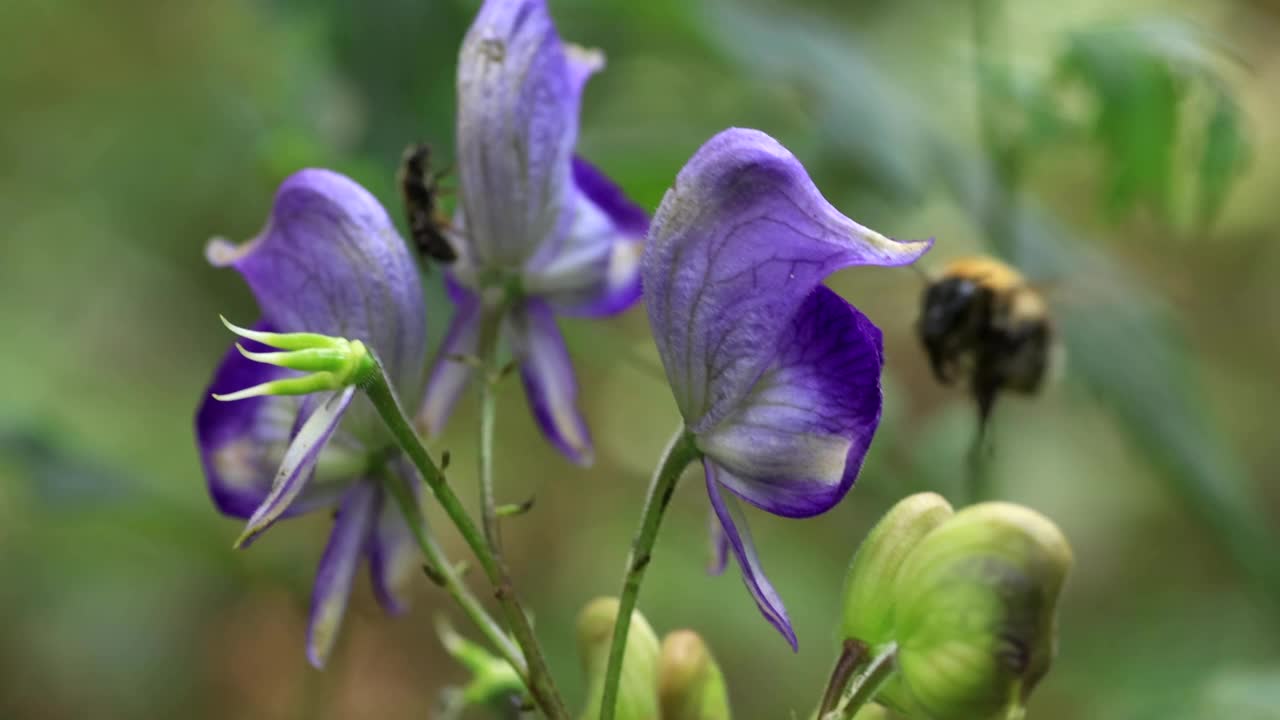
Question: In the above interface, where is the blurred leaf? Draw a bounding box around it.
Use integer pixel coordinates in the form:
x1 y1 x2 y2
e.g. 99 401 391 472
698 0 935 206
1055 19 1249 226
1200 667 1280 720
1058 25 1185 218
1197 89 1250 229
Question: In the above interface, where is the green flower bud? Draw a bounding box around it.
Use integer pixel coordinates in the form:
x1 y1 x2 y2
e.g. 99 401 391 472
842 493 955 645
881 502 1073 720
577 597 660 720
657 630 731 720
436 617 526 711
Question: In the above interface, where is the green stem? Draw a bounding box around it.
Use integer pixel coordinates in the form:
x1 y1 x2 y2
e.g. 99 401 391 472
361 362 569 720
816 639 869 719
599 427 701 720
476 298 506 558
377 467 525 675
830 643 898 720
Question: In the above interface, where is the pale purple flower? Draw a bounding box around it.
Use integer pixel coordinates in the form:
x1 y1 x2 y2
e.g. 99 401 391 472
416 0 647 465
195 168 427 668
642 128 933 648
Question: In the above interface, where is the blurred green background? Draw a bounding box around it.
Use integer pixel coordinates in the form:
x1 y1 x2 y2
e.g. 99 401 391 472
2 0 1278 717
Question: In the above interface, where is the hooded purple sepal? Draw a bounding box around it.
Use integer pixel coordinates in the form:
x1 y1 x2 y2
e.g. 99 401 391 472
705 462 798 651
206 168 426 408
641 128 930 433
456 0 586 268
697 286 883 518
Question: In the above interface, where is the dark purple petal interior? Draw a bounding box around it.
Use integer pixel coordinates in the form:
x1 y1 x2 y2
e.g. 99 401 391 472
197 323 288 518
697 286 883 518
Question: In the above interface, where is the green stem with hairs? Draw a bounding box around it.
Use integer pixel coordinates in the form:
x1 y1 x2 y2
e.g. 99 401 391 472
360 359 569 720
599 428 701 720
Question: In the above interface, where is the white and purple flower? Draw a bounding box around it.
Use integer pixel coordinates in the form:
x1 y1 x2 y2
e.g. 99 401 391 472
642 128 933 648
416 0 648 465
195 169 426 668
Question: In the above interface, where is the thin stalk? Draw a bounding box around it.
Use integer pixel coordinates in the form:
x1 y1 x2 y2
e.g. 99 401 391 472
816 639 869 719
361 363 569 720
828 643 898 720
476 299 506 557
378 467 524 675
599 428 701 720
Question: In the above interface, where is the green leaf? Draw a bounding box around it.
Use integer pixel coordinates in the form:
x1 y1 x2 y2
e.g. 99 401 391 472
1197 89 1250 229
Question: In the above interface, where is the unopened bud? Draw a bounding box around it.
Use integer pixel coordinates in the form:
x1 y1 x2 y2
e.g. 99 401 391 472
880 502 1073 720
436 617 525 710
842 493 954 645
657 630 731 720
577 597 660 720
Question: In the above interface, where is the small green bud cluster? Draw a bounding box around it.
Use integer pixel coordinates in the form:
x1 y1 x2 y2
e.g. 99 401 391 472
841 493 1073 720
578 597 731 720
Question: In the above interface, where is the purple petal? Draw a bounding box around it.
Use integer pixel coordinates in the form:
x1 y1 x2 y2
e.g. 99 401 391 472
236 386 357 548
196 324 348 519
416 288 482 439
456 0 586 267
206 168 427 406
708 509 730 575
367 474 422 615
705 461 798 651
307 481 378 669
641 128 930 432
505 300 593 465
526 156 648 317
196 322 294 518
696 287 883 518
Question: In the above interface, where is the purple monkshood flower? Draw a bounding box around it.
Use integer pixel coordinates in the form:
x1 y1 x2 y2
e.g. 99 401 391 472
641 128 933 649
195 169 427 668
416 0 648 465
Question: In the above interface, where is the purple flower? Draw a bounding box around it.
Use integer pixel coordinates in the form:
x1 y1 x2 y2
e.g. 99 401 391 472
642 128 933 648
195 169 427 668
416 0 648 465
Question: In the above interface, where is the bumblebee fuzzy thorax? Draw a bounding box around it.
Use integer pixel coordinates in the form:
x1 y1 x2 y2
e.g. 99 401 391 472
917 256 1052 422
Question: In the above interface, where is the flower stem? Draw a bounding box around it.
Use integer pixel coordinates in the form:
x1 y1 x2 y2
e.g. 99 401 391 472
599 427 700 720
377 467 525 676
361 361 569 720
817 639 869 718
476 298 507 558
826 642 898 720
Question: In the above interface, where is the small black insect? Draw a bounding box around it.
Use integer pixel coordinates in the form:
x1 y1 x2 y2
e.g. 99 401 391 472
397 143 458 264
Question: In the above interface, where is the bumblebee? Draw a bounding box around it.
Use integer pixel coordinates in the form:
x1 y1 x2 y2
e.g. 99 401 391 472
397 142 458 264
917 256 1052 425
